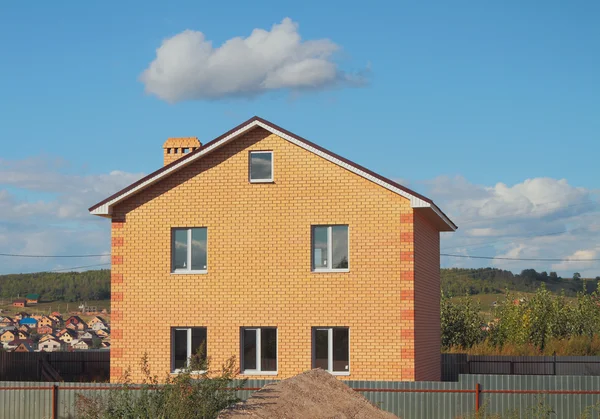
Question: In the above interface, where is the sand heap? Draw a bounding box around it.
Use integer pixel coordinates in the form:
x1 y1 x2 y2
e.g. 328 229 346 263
219 369 397 419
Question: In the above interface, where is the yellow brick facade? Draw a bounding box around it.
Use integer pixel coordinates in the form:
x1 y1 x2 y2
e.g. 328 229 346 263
108 126 441 382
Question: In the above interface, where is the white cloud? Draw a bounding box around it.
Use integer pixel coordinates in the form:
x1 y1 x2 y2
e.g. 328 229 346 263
140 18 367 102
0 156 144 274
427 176 600 277
551 249 600 273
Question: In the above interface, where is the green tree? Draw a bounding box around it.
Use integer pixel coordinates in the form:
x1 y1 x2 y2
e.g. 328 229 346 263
441 293 484 349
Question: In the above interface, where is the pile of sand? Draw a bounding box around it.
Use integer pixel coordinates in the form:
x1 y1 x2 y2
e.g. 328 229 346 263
219 369 397 418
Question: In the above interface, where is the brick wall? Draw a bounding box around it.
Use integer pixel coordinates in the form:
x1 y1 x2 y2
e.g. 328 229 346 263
413 212 441 381
108 127 435 382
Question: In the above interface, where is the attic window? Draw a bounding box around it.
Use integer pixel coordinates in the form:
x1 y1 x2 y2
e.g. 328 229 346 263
249 151 273 183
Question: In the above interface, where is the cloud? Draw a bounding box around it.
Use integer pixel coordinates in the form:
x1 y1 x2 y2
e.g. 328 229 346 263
426 176 600 277
0 157 144 220
140 18 367 102
551 249 600 273
0 156 144 274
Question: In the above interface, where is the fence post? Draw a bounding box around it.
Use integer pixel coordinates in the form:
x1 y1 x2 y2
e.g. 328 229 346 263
475 383 480 413
52 384 58 419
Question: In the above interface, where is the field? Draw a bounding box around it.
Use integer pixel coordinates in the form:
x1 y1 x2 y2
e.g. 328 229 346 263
0 299 111 323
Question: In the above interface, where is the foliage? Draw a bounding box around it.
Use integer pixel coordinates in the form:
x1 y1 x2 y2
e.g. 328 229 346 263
75 349 244 419
441 267 594 297
444 281 600 355
441 292 485 349
0 270 110 302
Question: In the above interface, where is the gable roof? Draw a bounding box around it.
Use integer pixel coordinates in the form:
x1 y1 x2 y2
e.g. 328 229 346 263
89 116 456 231
26 294 40 300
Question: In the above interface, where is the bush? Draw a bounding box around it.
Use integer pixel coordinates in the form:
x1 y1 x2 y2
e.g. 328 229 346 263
441 292 485 350
75 349 244 419
443 281 600 355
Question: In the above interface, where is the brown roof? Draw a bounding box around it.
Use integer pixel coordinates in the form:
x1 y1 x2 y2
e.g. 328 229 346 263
89 116 457 230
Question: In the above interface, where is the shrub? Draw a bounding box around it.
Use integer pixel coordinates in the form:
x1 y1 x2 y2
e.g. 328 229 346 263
441 292 485 350
76 349 244 419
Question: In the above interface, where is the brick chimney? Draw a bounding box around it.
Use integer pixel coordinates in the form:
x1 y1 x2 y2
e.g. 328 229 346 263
162 137 201 166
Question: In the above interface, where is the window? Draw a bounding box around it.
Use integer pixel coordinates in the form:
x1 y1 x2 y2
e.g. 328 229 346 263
171 327 207 373
312 225 349 271
241 327 277 374
182 148 189 154
172 228 207 273
249 151 273 182
312 327 350 374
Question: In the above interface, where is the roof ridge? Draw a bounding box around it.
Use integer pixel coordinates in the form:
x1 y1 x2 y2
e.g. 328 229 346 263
88 117 456 230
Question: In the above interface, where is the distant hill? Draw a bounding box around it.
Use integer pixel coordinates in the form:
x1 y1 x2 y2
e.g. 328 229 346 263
0 270 110 302
441 267 599 297
0 267 596 303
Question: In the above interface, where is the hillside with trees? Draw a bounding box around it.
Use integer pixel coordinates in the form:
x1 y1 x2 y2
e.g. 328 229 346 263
441 267 598 297
0 269 110 302
0 267 596 304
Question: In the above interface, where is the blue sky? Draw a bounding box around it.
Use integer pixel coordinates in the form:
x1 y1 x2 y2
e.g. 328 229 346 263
0 2 599 276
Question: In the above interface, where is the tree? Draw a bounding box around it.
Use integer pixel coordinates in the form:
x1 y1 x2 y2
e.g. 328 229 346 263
573 272 582 281
549 272 559 280
441 293 484 349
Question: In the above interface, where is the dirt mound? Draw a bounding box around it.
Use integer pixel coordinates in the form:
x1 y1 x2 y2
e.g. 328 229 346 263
219 369 397 419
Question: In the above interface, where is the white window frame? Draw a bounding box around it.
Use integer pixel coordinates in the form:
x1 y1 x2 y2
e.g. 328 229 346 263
240 327 278 376
171 227 207 274
311 225 349 272
312 327 350 376
249 151 274 183
171 327 207 374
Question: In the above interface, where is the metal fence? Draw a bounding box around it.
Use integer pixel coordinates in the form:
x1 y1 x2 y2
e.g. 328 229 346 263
0 352 109 382
2 374 600 419
442 353 600 381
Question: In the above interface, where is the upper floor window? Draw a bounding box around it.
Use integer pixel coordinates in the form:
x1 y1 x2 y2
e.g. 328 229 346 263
172 228 207 273
171 327 207 373
312 225 349 271
249 151 273 182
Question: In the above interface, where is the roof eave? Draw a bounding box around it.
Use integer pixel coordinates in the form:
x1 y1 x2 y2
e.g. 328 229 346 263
89 117 457 231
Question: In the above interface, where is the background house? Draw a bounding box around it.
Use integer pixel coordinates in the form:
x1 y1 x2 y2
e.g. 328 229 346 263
12 299 26 308
26 294 40 304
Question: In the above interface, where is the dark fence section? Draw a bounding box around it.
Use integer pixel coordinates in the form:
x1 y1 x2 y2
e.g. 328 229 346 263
442 353 600 381
0 352 109 382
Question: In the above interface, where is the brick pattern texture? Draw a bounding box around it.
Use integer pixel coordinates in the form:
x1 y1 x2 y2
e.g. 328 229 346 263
414 212 442 381
109 127 441 382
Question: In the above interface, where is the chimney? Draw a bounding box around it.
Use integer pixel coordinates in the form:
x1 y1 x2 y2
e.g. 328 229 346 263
162 137 201 166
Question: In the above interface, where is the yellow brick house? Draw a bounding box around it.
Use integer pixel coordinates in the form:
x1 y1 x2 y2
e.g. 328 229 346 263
89 117 456 383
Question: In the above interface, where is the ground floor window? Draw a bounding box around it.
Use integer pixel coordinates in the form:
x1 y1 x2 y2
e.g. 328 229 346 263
312 327 350 374
241 327 277 374
171 327 207 373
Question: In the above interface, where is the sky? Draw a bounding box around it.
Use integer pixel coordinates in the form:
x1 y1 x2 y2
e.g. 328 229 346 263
0 1 599 277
